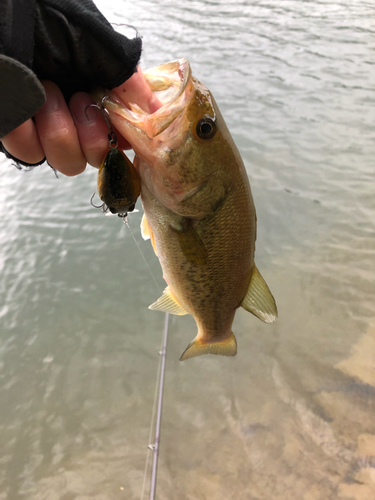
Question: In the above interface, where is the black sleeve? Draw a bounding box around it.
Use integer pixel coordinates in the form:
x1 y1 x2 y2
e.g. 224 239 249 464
0 0 142 138
33 0 142 99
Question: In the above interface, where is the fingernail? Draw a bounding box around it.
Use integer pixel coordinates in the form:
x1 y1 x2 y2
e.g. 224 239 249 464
70 93 98 126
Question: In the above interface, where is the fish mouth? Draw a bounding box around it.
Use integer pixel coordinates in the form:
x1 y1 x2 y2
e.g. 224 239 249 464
98 59 193 139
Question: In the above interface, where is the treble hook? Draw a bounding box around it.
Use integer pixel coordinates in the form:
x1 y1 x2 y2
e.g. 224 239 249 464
90 192 106 210
85 98 118 149
90 192 130 221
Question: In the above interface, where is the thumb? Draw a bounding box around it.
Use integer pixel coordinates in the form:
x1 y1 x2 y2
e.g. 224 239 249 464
112 66 162 114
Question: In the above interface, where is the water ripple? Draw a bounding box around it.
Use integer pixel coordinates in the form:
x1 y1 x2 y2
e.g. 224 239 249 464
1 0 375 498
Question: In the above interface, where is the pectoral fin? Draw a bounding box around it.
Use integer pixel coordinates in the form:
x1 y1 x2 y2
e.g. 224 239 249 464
141 213 158 256
141 213 150 240
170 219 208 267
180 332 237 361
241 266 277 323
149 287 188 315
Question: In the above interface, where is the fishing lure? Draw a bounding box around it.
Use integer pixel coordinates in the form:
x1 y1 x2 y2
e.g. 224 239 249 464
87 100 141 218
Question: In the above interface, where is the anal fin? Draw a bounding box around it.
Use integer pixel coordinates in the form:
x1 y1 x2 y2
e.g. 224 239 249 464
241 266 277 323
180 332 237 361
149 286 188 316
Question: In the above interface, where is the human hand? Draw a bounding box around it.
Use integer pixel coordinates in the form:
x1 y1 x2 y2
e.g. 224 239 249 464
1 67 162 176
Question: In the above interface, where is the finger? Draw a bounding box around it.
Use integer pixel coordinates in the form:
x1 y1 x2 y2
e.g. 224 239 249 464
69 92 131 168
34 81 86 176
69 92 109 168
1 119 45 164
113 66 162 114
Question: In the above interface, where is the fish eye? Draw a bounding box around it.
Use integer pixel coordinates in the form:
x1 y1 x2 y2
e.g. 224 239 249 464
196 117 216 139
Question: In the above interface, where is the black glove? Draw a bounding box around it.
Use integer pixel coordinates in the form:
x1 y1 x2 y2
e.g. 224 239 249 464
0 0 142 138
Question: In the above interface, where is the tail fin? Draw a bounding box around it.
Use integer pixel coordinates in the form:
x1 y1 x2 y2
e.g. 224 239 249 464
179 332 237 361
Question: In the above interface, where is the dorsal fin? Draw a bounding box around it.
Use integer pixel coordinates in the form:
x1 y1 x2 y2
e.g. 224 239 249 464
241 266 277 323
149 287 188 316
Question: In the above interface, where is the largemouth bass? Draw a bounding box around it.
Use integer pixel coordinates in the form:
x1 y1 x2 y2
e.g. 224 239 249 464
98 59 277 361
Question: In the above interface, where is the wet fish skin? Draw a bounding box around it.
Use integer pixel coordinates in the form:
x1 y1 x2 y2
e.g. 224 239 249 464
99 59 277 360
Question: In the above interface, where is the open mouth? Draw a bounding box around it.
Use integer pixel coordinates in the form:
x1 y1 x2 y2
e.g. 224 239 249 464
101 59 193 139
143 58 191 109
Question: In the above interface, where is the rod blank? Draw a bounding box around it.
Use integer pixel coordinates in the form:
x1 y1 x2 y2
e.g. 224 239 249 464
149 312 169 500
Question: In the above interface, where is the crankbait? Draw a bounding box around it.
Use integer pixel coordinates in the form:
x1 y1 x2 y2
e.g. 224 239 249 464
87 99 141 218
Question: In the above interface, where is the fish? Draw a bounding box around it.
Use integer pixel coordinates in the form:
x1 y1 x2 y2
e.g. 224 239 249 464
97 59 277 361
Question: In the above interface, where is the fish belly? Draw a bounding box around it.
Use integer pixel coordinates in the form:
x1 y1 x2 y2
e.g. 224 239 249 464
141 179 255 343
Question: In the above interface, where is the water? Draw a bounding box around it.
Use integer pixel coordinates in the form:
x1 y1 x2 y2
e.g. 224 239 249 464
1 1 374 498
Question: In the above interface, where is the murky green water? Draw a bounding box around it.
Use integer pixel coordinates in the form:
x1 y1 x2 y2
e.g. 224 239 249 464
1 1 375 498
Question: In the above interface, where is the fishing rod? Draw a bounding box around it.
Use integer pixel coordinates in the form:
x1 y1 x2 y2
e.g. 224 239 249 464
121 217 169 500
148 312 169 500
